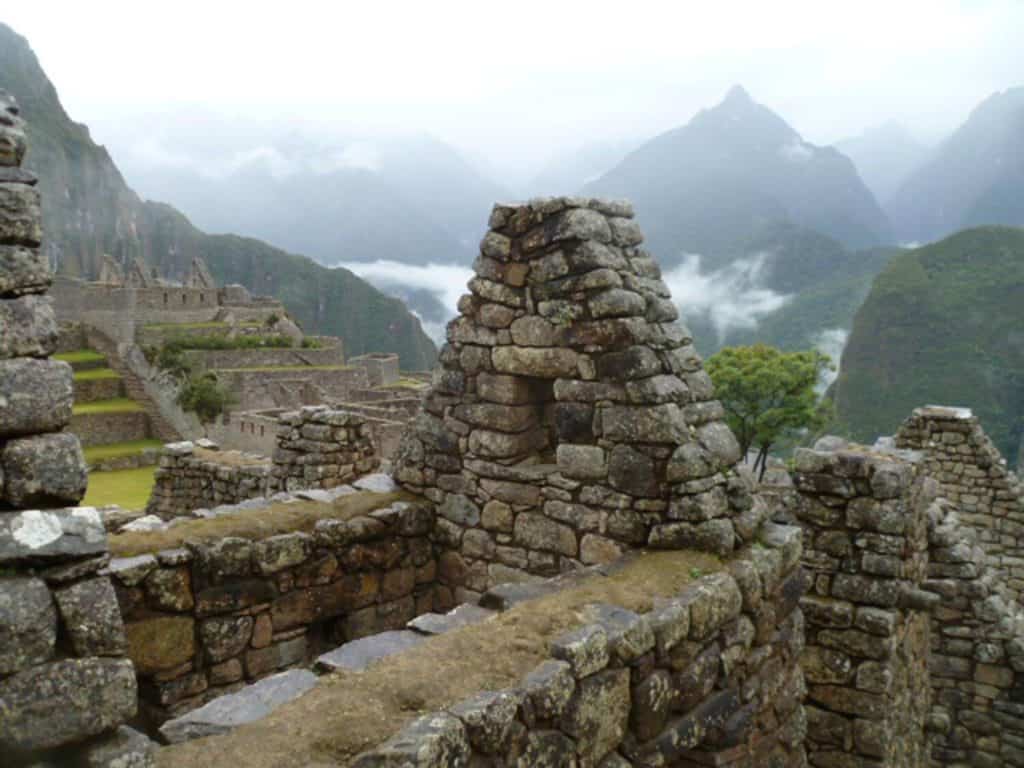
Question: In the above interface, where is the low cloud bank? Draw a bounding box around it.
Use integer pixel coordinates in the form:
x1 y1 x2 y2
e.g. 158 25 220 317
336 260 472 343
663 254 790 343
812 328 849 391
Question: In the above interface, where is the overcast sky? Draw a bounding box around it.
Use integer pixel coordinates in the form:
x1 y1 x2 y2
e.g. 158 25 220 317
5 0 1023 183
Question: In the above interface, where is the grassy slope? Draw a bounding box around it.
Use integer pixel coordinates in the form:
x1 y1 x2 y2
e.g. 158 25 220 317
83 467 156 511
73 398 144 415
834 226 1024 463
83 439 164 463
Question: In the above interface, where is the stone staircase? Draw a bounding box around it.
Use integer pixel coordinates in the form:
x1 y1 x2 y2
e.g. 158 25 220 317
84 328 181 442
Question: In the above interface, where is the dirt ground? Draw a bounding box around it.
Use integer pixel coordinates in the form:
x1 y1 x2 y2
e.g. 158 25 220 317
156 548 721 768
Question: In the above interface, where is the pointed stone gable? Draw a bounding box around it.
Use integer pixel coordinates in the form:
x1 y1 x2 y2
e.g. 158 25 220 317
394 197 760 591
124 256 153 288
185 255 216 289
97 254 124 286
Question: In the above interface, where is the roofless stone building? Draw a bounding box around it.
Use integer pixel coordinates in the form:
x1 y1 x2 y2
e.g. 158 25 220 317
395 197 757 593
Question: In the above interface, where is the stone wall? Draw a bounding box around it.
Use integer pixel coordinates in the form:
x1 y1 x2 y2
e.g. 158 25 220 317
111 496 434 722
182 340 344 373
216 365 368 412
896 405 1024 599
349 352 400 387
1 90 152 767
353 521 809 767
792 444 933 767
395 197 760 597
147 407 380 518
72 410 153 447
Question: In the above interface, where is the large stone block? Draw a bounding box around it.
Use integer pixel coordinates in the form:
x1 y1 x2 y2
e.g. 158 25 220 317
0 506 106 564
0 658 136 753
125 615 196 674
513 512 577 557
0 181 42 247
0 357 74 437
0 294 57 359
560 668 630 765
600 403 687 443
0 577 56 675
1 244 52 296
492 346 579 378
53 577 128 657
1 431 87 507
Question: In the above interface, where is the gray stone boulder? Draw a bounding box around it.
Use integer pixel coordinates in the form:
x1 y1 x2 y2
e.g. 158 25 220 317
0 181 42 247
159 669 317 743
0 506 107 563
82 726 156 768
1 431 88 507
0 577 56 675
0 245 50 297
0 358 73 437
0 294 57 359
315 630 427 673
53 577 128 657
0 658 136 753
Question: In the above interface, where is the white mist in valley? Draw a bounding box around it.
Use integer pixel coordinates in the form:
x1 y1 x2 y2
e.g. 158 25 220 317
664 254 790 343
337 260 473 343
812 328 849 391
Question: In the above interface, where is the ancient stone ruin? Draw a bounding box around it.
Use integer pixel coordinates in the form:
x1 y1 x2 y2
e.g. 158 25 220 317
8 88 1024 767
0 90 153 765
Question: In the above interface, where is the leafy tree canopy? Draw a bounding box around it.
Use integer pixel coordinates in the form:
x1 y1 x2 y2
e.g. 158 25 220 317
705 344 833 478
176 373 236 433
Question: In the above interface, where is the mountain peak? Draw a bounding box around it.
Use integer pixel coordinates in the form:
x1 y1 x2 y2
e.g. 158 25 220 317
722 84 754 106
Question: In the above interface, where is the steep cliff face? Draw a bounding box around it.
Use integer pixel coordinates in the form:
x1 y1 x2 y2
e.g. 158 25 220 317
834 226 1024 463
0 23 437 369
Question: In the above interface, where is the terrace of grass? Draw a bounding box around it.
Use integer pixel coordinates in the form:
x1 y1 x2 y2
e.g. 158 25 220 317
143 321 262 331
109 489 411 557
83 439 164 464
157 547 722 768
83 466 157 512
72 398 145 415
73 367 121 381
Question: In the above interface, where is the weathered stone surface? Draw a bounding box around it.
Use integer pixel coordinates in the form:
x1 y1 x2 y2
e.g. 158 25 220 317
315 630 426 673
514 512 577 556
408 603 495 635
551 624 609 677
201 615 254 663
514 730 577 768
0 358 73 437
0 506 106 563
492 346 579 378
144 566 193 612
353 712 470 767
125 616 196 674
601 404 687 443
477 372 533 404
1 432 87 507
160 669 317 744
0 245 49 297
0 181 42 247
581 603 655 662
82 726 156 768
0 577 56 675
523 660 576 720
560 668 630 765
53 576 128 657
450 690 521 754
607 444 659 497
440 493 481 527
0 295 57 359
252 532 312 574
0 658 136 752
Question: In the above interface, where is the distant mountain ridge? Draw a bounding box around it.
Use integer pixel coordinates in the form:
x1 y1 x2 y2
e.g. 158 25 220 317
836 121 929 205
0 22 437 369
888 87 1024 243
583 85 894 268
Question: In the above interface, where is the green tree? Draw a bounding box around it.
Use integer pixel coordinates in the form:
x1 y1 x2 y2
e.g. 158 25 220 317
705 344 833 480
176 373 236 435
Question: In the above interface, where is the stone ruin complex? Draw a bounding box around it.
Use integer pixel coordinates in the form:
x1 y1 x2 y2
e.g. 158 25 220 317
5 92 1024 767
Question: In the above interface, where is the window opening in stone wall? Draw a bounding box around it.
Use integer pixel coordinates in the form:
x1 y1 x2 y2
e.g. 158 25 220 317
182 293 187 304
163 292 168 305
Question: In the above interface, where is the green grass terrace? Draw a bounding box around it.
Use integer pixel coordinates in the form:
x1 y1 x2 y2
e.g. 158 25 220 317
73 397 145 415
83 439 164 464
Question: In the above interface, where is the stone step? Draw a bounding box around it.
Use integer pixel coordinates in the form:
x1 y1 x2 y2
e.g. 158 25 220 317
73 370 126 403
159 669 318 744
407 603 496 636
53 349 108 371
314 630 427 674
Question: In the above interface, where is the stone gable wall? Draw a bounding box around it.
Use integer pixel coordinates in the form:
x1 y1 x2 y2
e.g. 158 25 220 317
896 405 1024 600
395 198 764 599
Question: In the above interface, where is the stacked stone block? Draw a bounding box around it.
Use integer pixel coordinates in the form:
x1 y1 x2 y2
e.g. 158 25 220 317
896 405 1024 599
272 405 379 492
793 445 935 766
395 197 759 596
925 496 1024 765
0 90 87 510
112 498 434 721
147 406 380 518
353 522 808 767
